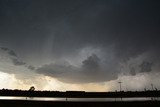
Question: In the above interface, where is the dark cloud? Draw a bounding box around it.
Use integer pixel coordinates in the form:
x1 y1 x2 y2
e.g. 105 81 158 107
27 65 35 70
82 54 100 73
0 47 17 57
8 50 17 57
37 54 118 83
0 47 36 76
0 47 26 66
12 58 26 66
129 67 136 76
139 61 153 73
0 0 160 84
0 0 159 59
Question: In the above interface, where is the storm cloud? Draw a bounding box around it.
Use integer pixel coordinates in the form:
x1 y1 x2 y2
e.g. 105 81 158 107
37 54 118 83
0 0 160 85
0 47 35 76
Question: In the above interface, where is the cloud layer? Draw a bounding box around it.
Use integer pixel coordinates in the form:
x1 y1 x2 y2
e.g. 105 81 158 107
37 54 118 83
0 0 160 89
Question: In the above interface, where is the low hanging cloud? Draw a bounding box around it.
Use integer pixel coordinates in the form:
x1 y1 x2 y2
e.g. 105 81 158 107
36 54 118 83
129 67 136 76
139 61 153 73
0 47 25 66
12 59 26 66
27 65 35 70
37 47 160 84
0 47 35 75
0 46 159 85
81 54 100 73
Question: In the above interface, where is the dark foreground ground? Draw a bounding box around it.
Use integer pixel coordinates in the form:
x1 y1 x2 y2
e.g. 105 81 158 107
0 100 160 107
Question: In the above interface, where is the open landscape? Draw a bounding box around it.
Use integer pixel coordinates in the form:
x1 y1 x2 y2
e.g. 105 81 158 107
0 0 160 106
0 90 160 106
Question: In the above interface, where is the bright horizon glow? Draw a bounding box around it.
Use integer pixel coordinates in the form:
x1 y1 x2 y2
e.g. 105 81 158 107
0 71 109 91
0 71 158 92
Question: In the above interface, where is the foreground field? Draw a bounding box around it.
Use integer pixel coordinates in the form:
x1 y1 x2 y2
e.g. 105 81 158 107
0 100 160 107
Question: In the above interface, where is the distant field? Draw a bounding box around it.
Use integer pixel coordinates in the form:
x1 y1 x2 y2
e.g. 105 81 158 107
0 90 160 107
0 90 160 98
0 100 160 107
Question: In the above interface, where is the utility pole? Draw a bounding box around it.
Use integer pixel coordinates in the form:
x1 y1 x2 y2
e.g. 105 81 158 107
118 81 122 101
118 81 122 92
151 84 155 101
151 84 154 91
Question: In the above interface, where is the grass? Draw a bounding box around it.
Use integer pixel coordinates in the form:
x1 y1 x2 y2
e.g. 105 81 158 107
0 100 160 107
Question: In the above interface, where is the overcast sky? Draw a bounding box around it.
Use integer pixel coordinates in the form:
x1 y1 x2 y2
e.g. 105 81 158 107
0 0 160 91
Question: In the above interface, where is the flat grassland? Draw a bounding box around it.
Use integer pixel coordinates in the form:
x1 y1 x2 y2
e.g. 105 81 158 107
0 100 160 107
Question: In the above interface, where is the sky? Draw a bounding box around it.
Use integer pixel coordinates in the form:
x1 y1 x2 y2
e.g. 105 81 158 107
0 0 160 91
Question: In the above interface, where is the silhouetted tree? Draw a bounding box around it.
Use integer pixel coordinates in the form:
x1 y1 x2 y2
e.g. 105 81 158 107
29 86 35 91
